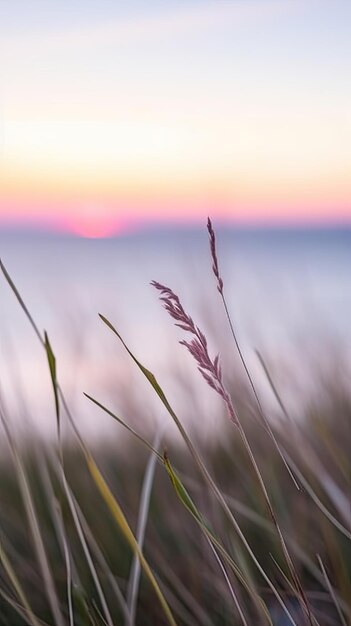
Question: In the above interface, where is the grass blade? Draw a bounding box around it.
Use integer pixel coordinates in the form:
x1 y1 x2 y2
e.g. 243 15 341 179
69 490 130 623
163 455 274 625
44 331 60 435
85 452 178 626
126 434 161 626
84 393 163 461
0 259 44 346
60 468 115 626
317 555 348 626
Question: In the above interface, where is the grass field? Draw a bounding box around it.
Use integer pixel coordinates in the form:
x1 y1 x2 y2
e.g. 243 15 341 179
0 221 350 626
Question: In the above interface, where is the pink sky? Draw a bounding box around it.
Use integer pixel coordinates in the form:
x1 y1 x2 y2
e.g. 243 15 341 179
1 1 350 235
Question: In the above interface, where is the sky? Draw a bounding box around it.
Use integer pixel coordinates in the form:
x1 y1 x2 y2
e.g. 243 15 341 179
1 0 350 236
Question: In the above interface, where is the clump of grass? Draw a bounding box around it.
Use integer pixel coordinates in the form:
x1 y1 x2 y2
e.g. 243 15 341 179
0 221 350 626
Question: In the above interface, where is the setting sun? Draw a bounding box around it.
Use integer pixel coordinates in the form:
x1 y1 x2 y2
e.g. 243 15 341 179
67 210 128 238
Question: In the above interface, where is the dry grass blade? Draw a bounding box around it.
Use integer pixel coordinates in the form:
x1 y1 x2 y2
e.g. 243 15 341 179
70 493 130 623
53 501 74 626
126 434 161 626
207 541 250 626
85 453 179 626
33 449 75 626
59 467 115 626
0 259 44 346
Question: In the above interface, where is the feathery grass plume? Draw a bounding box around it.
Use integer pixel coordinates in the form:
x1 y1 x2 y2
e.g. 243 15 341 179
150 281 238 426
207 217 308 506
98 314 297 625
206 217 265 415
207 219 320 625
206 220 299 490
207 217 223 294
151 282 316 626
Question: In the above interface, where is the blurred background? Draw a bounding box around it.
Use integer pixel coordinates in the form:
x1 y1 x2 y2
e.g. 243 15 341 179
1 0 350 435
0 3 350 625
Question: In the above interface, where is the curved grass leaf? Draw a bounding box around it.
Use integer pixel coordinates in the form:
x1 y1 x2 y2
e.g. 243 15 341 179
44 331 60 434
0 259 43 346
163 453 206 526
163 455 273 626
84 393 163 462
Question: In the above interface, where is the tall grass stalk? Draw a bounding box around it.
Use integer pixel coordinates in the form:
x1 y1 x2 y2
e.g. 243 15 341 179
206 219 318 622
98 314 298 626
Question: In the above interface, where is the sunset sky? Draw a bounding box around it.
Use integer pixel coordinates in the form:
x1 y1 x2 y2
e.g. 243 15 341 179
1 0 350 236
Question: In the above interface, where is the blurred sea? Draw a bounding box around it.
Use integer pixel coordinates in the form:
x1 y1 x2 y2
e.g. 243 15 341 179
0 226 350 436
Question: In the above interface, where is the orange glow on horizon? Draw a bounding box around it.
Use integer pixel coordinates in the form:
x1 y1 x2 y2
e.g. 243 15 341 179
71 222 116 239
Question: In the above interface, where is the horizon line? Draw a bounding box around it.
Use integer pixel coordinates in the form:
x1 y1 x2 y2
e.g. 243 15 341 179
0 216 350 239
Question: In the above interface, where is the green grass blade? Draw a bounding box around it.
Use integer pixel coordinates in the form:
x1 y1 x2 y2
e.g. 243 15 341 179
44 331 60 434
163 454 207 525
99 315 172 411
163 456 273 625
84 393 163 461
